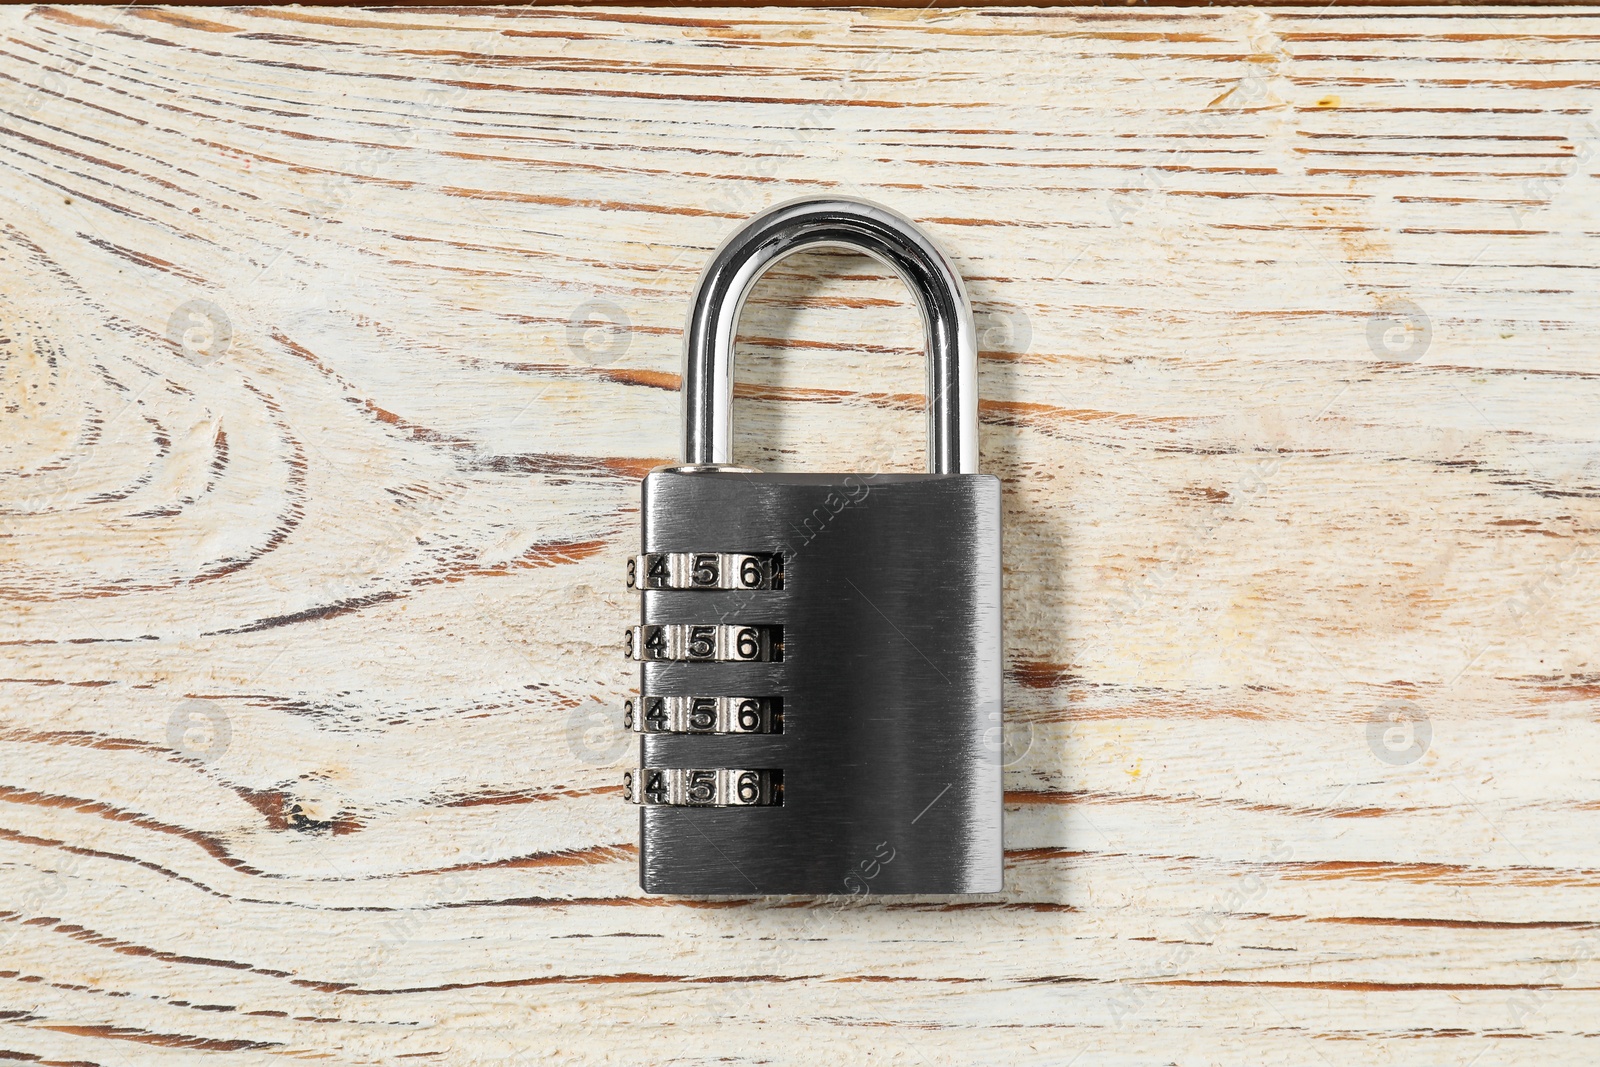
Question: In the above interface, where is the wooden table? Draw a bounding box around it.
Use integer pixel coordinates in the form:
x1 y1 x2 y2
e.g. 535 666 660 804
3 5 1598 1063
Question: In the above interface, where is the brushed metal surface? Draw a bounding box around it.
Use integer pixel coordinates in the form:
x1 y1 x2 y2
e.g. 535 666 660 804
637 468 1003 895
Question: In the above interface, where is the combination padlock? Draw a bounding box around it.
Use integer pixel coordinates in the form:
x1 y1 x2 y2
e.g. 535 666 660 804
623 197 1003 895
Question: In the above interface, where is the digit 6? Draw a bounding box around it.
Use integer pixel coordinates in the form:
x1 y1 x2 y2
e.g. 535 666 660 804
736 771 761 804
736 700 762 732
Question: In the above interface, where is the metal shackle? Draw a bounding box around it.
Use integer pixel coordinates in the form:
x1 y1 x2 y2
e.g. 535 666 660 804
680 197 980 475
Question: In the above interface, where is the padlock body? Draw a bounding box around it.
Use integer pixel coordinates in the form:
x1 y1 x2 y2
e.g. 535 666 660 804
637 467 1003 895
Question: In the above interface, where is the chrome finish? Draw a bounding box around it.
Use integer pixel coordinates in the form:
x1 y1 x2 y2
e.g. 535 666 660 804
624 767 782 807
681 197 978 475
628 552 783 591
625 695 781 735
627 623 782 663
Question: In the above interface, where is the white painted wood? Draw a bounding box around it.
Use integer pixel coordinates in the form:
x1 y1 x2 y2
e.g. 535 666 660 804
2 5 1599 1063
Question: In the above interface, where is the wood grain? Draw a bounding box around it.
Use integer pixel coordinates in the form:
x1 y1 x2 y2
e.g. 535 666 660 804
2 4 1599 1063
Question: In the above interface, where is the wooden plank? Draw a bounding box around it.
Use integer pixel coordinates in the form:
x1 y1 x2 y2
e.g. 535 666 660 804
1 4 1599 1062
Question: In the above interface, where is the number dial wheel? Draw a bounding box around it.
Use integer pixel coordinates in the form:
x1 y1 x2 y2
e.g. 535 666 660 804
622 768 781 807
627 552 782 590
624 696 780 734
626 624 781 663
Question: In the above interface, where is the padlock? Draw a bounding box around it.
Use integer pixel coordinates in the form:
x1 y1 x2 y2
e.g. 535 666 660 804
623 197 1003 895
